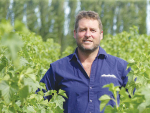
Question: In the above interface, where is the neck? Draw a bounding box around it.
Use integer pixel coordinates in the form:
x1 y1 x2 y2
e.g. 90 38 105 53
77 47 99 63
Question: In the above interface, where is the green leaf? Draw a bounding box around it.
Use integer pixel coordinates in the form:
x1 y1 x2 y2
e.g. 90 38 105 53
23 106 36 112
99 95 111 111
45 90 57 97
24 68 36 81
127 70 134 83
51 95 65 110
39 99 49 106
119 87 129 99
0 103 3 112
103 83 120 99
1 32 23 60
3 74 10 81
34 92 44 102
53 106 64 113
0 80 16 104
138 102 147 113
125 81 136 97
0 55 8 71
19 57 28 67
19 85 29 101
104 105 116 113
58 89 68 98
141 108 150 113
137 84 150 112
23 78 39 93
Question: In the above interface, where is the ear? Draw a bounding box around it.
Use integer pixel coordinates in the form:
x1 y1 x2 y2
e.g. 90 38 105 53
100 31 103 40
74 30 77 39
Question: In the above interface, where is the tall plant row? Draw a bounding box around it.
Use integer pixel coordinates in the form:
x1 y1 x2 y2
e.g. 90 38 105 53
0 20 70 113
0 21 150 112
99 26 150 113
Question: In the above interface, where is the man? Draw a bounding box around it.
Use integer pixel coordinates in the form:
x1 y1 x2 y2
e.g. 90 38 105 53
40 11 131 113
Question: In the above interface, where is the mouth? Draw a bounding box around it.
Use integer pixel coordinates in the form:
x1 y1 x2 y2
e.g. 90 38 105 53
83 40 92 43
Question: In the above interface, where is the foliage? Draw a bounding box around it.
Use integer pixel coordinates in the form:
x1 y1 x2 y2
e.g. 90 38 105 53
1 18 150 112
0 20 68 113
100 26 150 113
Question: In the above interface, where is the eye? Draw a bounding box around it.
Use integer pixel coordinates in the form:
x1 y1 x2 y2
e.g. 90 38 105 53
91 29 96 32
80 29 86 32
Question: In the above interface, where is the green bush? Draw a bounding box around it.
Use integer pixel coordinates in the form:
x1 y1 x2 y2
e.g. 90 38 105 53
100 26 150 113
0 20 68 113
1 20 150 113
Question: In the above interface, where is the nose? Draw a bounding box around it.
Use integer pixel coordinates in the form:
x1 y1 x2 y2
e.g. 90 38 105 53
85 29 91 37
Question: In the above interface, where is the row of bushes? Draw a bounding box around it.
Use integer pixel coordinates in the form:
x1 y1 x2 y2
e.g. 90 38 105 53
100 26 150 113
0 20 72 113
0 20 150 112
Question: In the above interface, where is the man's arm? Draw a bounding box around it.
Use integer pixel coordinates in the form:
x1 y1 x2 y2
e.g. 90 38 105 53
36 64 56 101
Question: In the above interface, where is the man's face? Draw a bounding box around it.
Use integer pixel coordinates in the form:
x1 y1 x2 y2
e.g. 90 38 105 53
74 18 103 53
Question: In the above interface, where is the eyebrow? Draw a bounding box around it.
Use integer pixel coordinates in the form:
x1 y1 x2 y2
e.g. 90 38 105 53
79 27 96 29
78 27 86 30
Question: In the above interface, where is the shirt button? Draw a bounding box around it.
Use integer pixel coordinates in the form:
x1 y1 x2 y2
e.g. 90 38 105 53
90 100 92 102
90 87 92 89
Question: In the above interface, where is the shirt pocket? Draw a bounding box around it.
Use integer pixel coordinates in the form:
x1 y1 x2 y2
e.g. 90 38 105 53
100 74 121 87
98 75 121 108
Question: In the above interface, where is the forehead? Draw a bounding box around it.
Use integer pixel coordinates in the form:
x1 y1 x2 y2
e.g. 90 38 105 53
78 18 99 28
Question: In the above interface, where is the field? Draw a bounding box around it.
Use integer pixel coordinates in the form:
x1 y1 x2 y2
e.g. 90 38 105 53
0 21 150 113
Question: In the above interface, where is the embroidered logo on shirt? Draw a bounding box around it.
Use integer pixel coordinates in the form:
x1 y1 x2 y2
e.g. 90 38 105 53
101 74 116 78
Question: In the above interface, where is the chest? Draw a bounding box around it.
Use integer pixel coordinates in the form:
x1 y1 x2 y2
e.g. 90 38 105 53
82 63 92 77
56 59 122 92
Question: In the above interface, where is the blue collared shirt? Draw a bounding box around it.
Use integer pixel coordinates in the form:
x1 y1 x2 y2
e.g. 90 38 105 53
40 47 131 113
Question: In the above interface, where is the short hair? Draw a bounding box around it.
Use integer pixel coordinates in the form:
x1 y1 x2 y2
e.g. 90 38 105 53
74 11 103 32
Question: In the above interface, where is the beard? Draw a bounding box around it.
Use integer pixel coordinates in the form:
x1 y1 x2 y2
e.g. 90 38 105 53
76 41 99 53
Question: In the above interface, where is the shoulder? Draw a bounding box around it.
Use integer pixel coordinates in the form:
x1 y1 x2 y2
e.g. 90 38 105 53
50 54 74 68
106 54 128 69
107 54 127 63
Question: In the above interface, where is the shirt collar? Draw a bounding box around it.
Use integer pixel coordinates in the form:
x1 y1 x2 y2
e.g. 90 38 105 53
70 46 108 61
97 46 108 59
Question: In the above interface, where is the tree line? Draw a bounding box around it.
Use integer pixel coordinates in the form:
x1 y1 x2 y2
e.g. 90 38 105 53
0 0 147 52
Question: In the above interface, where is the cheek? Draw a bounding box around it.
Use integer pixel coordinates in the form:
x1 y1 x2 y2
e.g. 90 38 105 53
76 35 82 42
78 32 85 37
92 34 100 39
